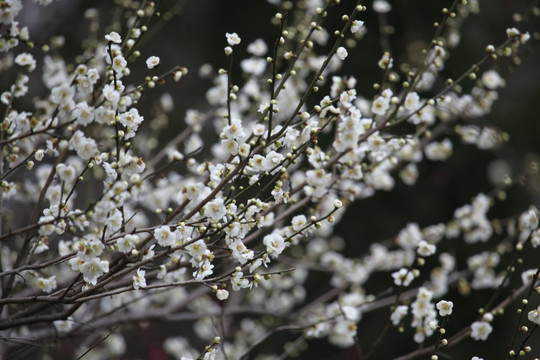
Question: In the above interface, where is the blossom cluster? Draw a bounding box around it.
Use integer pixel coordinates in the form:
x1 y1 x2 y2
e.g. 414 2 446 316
0 0 539 359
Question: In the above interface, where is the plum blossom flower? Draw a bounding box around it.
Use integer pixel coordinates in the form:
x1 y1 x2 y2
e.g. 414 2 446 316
391 305 408 325
231 271 250 291
103 83 120 106
216 289 229 300
119 108 144 138
482 70 503 90
397 223 423 250
112 55 127 73
528 306 540 325
154 225 176 247
373 0 391 13
54 318 74 333
186 240 208 263
51 84 74 105
417 240 436 257
240 58 267 75
69 130 98 159
425 139 453 161
226 32 241 46
506 27 530 43
36 276 57 293
146 56 160 69
392 268 414 286
133 268 147 290
436 300 454 316
404 92 420 111
263 232 287 258
247 38 267 55
470 321 493 341
193 260 214 280
328 319 357 347
351 20 364 33
263 150 285 172
117 234 140 253
105 31 122 43
371 95 390 116
15 52 36 71
80 258 109 285
229 239 254 264
73 101 94 126
336 47 348 60
222 118 246 140
205 198 226 221
291 214 308 232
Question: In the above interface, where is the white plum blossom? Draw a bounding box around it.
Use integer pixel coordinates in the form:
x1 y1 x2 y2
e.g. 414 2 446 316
80 258 109 285
222 118 246 140
240 58 267 76
392 268 415 286
146 56 160 69
470 321 493 341
51 84 74 105
133 268 147 290
482 70 504 89
350 20 364 33
103 83 120 105
371 95 390 116
417 240 436 257
436 300 453 316
336 47 348 60
15 52 36 71
226 32 241 46
221 138 238 155
56 163 76 183
229 238 254 264
118 108 144 138
425 138 453 161
154 225 176 247
506 27 530 43
117 234 140 253
391 305 409 325
69 130 98 159
378 52 393 69
73 101 94 126
205 198 227 221
397 223 424 250
105 31 122 43
528 306 540 325
263 150 285 172
216 289 229 300
519 208 538 230
291 214 308 232
231 271 250 291
404 92 420 111
53 318 74 333
263 232 287 258
373 0 392 13
36 276 57 293
328 319 357 347
247 38 267 55
186 240 208 263
193 260 214 280
112 55 127 73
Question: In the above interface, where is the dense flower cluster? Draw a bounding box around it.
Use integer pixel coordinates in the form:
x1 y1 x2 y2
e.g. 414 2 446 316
0 0 539 359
